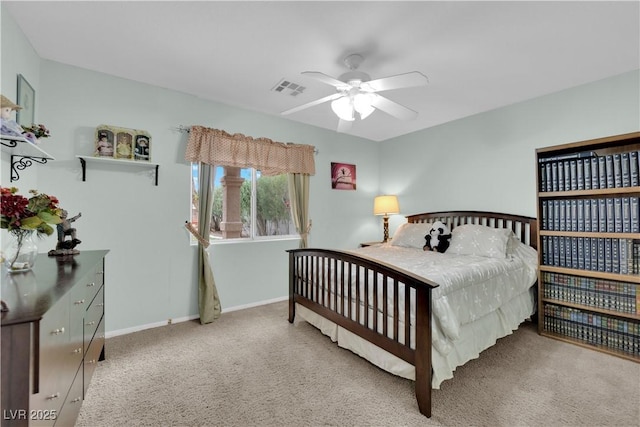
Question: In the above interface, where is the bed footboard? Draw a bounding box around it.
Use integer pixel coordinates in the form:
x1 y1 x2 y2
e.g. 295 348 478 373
287 248 439 417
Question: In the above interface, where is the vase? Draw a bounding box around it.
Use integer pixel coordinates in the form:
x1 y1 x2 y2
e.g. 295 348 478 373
3 230 38 273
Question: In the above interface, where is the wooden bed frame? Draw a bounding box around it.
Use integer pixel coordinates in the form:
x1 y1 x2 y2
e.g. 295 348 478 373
287 211 538 417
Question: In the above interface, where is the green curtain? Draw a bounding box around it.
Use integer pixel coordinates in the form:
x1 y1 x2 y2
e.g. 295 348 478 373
198 163 222 324
288 173 311 248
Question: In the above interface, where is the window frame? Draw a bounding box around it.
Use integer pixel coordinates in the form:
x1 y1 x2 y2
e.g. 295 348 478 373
190 163 299 245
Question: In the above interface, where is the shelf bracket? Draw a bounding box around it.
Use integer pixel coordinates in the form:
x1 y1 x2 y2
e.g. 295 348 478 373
1 138 19 149
79 157 87 181
10 155 50 182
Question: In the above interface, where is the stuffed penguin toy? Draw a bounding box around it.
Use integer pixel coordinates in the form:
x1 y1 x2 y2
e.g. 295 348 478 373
423 221 452 253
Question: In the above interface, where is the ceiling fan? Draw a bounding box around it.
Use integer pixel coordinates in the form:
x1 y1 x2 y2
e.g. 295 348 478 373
281 53 428 132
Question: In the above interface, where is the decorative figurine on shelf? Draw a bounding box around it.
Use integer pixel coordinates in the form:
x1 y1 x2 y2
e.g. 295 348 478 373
134 135 150 161
0 95 38 144
48 210 82 256
96 132 114 157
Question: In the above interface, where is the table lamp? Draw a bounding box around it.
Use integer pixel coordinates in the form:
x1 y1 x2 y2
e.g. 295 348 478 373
373 195 400 242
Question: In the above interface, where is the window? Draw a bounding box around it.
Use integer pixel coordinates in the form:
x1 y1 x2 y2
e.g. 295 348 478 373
191 164 296 241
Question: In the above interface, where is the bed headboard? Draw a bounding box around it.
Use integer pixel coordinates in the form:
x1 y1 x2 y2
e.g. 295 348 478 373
406 211 538 250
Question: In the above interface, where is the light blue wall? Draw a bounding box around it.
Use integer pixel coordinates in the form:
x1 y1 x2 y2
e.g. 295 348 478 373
0 6 41 190
1 6 381 333
380 70 640 234
3 5 639 334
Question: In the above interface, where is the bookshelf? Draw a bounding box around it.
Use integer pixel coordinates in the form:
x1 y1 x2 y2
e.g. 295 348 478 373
536 131 640 363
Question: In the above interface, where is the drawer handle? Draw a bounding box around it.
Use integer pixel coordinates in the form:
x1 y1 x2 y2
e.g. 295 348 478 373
73 347 83 354
74 299 86 305
51 327 65 335
97 271 104 275
46 393 60 400
86 321 96 326
87 359 97 365
71 397 82 403
87 282 96 287
96 303 104 308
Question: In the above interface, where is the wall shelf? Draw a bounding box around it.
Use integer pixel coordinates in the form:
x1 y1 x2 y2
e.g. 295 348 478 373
76 155 160 186
1 134 55 182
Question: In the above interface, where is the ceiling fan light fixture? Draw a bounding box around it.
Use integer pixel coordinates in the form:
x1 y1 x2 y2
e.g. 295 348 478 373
331 97 355 121
354 93 375 120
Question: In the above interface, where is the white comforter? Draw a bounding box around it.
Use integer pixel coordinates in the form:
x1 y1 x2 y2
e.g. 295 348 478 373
348 238 538 356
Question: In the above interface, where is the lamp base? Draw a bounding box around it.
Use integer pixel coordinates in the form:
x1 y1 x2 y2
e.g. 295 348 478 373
382 216 390 242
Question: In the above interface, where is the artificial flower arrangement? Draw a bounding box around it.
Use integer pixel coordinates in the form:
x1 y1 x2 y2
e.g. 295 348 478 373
1 187 62 271
1 187 62 234
22 123 51 141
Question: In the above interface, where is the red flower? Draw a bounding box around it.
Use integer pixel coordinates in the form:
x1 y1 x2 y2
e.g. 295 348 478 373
0 188 28 219
1 187 62 235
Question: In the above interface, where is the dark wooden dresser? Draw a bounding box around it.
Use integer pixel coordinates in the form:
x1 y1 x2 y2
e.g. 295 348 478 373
1 250 108 427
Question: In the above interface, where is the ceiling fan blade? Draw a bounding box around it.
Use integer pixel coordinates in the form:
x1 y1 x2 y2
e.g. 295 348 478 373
370 94 418 121
281 93 343 115
302 71 351 89
362 72 428 93
336 119 353 133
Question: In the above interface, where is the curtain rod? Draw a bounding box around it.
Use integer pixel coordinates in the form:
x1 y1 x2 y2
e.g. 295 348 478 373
175 125 319 154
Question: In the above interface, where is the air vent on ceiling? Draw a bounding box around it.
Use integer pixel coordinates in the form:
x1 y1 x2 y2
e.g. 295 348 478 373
272 79 306 96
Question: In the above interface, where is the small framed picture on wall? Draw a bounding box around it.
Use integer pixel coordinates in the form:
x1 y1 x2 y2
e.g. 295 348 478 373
16 74 35 127
331 162 356 190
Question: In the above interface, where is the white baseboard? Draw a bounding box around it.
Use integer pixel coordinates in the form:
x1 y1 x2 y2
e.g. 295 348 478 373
105 295 288 338
222 295 288 313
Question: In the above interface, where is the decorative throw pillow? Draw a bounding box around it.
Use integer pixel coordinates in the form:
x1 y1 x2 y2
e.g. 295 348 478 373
447 224 511 258
390 222 433 249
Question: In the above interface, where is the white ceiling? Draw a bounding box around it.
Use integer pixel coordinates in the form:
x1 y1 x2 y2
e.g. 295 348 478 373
5 1 640 142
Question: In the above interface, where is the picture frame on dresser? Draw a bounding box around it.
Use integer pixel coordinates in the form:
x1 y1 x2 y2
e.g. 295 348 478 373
536 131 640 363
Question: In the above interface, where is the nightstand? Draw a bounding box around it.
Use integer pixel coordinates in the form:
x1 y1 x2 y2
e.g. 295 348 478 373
360 241 384 247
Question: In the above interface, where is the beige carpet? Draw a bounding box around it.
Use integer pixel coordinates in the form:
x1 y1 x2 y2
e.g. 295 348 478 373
77 301 640 427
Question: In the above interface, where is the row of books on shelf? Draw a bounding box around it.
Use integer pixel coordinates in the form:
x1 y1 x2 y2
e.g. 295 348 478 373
541 272 639 314
539 149 640 192
543 304 639 356
541 197 640 232
541 236 640 274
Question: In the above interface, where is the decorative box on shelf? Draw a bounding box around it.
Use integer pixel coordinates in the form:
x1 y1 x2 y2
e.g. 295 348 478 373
0 134 55 182
75 155 160 186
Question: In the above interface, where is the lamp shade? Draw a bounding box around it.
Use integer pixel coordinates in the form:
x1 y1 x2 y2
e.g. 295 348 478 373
353 93 375 119
373 195 400 216
331 97 355 121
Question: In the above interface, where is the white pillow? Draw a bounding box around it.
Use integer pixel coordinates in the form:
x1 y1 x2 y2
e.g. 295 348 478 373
447 224 511 258
390 222 432 249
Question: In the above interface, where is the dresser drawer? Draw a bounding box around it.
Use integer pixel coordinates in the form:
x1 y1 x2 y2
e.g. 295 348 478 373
52 366 83 427
78 265 103 307
83 286 104 352
35 297 73 414
83 317 104 396
68 285 87 366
